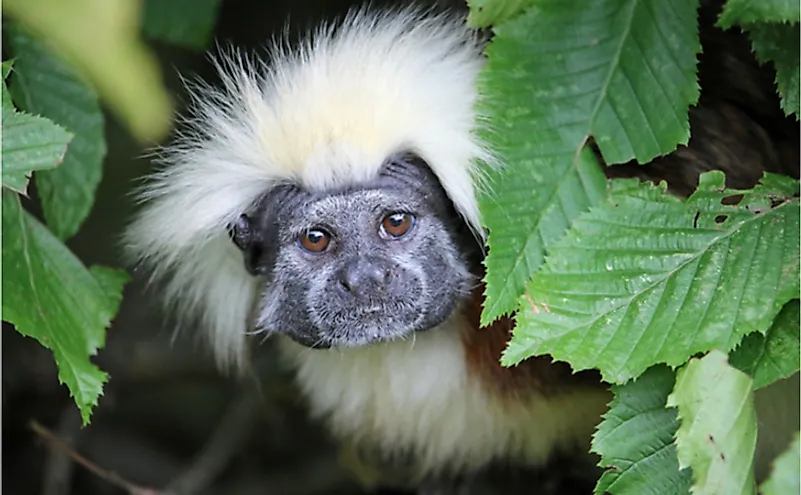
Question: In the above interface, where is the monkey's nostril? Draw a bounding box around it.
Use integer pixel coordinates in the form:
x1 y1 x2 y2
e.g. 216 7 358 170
339 278 352 292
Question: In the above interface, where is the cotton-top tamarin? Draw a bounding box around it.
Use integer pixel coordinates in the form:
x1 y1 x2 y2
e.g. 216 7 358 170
124 4 799 493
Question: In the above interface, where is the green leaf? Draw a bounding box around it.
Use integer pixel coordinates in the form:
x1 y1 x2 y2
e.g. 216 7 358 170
1 190 129 425
730 300 800 390
592 365 692 495
760 432 800 495
666 350 758 495
502 172 800 383
467 0 534 28
141 0 221 50
2 59 15 109
89 266 130 309
2 60 13 80
7 25 107 240
1 108 73 195
716 0 801 119
747 23 800 119
479 0 701 324
3 0 173 142
718 0 800 27
480 148 609 324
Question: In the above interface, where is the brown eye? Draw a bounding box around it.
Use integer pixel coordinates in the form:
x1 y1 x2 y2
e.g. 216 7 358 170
300 229 330 252
381 213 414 238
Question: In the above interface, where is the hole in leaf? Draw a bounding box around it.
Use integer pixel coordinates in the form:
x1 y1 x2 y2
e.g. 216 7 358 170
770 198 784 208
714 215 728 224
693 211 700 228
721 194 743 205
586 136 605 164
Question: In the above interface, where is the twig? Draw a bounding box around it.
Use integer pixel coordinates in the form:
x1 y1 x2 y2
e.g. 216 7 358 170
40 406 82 495
29 420 162 495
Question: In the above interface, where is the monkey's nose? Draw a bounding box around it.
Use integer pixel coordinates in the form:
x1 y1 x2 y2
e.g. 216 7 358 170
338 258 392 297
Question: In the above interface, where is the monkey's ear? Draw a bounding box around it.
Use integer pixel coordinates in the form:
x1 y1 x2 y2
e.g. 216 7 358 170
227 213 265 276
228 214 253 251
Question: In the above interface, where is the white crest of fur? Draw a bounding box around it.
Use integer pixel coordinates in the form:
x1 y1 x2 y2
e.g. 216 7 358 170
123 7 495 369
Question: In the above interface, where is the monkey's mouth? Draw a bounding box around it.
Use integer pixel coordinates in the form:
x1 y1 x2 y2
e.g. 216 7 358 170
289 305 424 350
251 290 426 349
288 325 415 350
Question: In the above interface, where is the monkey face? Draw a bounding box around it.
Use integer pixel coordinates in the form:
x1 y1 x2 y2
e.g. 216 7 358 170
230 156 479 349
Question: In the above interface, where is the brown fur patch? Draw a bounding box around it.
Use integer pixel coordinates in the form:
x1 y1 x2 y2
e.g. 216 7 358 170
459 281 602 399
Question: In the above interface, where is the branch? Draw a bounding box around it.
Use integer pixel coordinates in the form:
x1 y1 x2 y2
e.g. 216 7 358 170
29 420 162 495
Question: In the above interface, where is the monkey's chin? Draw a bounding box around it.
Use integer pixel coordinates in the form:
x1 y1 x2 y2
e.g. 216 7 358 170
286 324 417 350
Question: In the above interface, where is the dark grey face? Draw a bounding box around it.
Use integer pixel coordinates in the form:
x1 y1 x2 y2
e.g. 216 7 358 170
229 155 480 349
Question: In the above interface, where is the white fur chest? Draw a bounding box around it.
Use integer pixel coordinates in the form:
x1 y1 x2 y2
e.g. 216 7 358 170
276 315 610 476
